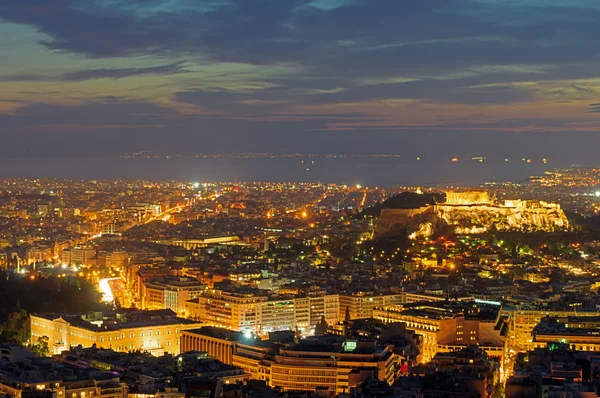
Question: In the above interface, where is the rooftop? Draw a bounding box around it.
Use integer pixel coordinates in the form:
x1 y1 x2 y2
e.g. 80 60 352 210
34 309 199 332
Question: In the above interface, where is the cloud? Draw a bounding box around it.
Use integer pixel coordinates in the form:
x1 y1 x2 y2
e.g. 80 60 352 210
588 103 600 113
2 0 600 68
1 0 600 156
0 62 187 82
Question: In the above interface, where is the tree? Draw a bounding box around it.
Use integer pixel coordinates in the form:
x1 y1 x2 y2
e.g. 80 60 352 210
1 311 29 345
315 316 328 336
491 382 505 398
32 335 50 357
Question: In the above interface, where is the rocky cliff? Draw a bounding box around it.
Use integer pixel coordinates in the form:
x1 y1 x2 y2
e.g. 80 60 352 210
376 202 569 237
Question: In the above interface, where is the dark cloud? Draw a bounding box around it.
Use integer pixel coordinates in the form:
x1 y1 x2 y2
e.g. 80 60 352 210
0 0 193 58
2 0 600 68
588 103 600 113
2 0 600 87
1 0 600 162
0 97 174 130
172 71 534 112
0 96 381 157
62 61 187 81
0 62 187 82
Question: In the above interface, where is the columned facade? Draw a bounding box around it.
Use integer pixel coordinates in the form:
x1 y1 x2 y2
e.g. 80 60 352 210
181 331 236 364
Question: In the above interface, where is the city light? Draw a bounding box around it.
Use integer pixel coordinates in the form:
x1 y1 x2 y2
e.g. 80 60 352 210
3 176 599 395
2 0 599 392
99 278 116 303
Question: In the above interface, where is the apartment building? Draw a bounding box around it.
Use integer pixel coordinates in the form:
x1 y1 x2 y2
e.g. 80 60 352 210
141 276 207 316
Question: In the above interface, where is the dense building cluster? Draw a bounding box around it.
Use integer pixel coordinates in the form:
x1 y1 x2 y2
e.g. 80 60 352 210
5 172 600 396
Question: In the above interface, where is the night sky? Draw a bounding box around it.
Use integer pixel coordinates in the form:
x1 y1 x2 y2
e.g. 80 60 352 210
1 1 599 160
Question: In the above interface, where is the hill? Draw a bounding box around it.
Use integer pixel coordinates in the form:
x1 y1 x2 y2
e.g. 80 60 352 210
360 191 446 218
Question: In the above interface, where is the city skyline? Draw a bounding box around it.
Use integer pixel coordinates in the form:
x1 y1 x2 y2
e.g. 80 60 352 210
2 174 600 396
1 1 600 159
4 4 600 394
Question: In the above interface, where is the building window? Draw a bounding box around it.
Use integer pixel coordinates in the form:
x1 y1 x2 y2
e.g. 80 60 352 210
156 330 160 336
140 332 144 337
175 328 179 333
130 332 134 338
120 333 124 339
148 331 152 337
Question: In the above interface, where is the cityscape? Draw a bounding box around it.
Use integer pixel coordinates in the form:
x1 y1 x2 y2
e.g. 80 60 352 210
0 170 599 397
3 1 600 397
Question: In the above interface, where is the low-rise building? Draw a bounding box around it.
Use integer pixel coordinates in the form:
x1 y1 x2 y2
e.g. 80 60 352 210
30 309 203 356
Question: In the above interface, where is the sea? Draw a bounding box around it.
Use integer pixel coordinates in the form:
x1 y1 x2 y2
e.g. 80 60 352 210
0 156 575 187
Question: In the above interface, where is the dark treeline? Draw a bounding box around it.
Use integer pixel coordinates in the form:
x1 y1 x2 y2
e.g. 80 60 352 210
0 272 108 345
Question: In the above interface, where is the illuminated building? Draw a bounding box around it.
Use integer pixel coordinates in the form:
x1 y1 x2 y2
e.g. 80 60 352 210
229 271 262 283
507 308 600 352
25 246 53 264
327 319 420 369
102 223 117 235
185 289 266 332
401 291 474 304
294 294 339 335
373 302 506 363
505 345 595 397
133 267 179 305
128 203 161 221
141 277 207 316
260 298 295 333
185 290 339 336
531 316 600 352
339 293 403 320
0 374 127 398
232 341 274 382
445 191 491 205
181 328 398 395
181 327 244 365
30 309 203 356
61 246 96 266
104 250 128 268
153 236 241 250
269 339 397 395
36 203 49 216
377 191 569 237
